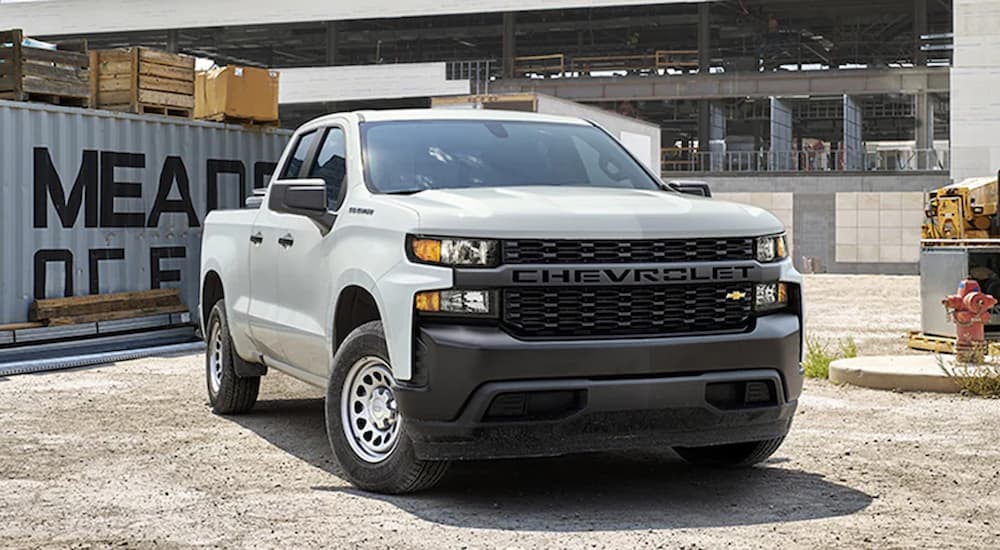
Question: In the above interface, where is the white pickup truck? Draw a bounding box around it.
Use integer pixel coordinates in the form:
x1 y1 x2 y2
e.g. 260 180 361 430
199 109 803 493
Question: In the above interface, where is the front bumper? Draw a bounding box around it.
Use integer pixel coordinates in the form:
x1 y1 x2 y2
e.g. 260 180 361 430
395 313 802 461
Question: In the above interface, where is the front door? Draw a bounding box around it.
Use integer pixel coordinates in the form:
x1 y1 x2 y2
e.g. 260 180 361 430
275 125 350 377
247 129 319 362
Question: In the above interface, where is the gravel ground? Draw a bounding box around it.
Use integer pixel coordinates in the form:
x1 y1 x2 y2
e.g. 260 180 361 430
2 275 999 549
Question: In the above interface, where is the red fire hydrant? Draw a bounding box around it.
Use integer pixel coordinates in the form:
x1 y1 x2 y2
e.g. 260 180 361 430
943 279 997 362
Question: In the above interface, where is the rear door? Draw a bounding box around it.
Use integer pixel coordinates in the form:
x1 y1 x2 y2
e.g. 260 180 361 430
247 129 319 361
274 124 350 376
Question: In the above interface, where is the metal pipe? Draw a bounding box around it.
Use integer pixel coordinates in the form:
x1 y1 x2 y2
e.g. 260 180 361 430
0 342 205 377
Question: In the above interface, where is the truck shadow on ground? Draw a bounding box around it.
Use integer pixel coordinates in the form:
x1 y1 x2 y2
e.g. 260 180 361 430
230 397 873 532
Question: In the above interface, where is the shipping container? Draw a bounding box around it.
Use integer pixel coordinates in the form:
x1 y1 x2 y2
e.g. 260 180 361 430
432 92 662 171
0 99 291 325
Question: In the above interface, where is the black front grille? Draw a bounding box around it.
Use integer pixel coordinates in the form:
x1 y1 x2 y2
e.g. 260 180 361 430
503 238 754 264
502 284 753 338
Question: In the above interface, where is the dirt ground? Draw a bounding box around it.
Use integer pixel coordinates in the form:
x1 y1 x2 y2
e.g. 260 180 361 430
2 275 999 549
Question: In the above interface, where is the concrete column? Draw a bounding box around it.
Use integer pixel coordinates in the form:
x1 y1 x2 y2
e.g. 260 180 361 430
914 0 928 66
843 95 863 170
697 3 710 72
502 12 516 79
325 21 339 66
915 92 935 168
696 3 712 163
770 97 794 170
165 30 179 54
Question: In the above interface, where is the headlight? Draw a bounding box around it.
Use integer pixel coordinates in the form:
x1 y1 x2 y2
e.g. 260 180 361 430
754 283 788 312
415 290 497 316
755 234 788 263
409 236 499 267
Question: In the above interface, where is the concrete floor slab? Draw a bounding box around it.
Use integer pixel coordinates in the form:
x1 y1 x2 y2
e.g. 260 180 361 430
829 354 991 393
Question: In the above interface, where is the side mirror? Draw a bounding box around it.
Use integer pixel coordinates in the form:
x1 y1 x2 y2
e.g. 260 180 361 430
285 185 327 212
245 188 266 209
269 178 335 232
665 180 712 197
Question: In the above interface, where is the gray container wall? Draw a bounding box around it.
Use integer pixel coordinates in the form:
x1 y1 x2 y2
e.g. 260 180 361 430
0 100 291 324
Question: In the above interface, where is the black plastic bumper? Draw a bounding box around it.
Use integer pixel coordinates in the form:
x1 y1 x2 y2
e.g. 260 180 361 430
395 314 802 461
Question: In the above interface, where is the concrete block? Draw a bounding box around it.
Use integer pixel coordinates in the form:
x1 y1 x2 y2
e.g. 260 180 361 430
880 210 902 228
836 244 858 262
771 192 794 210
901 226 923 245
858 245 880 262
878 192 902 210
835 192 857 210
879 245 902 262
900 192 925 210
879 227 903 245
749 192 774 208
836 226 858 245
858 210 880 228
901 243 921 263
857 193 880 210
901 209 926 227
836 210 858 228
830 355 964 393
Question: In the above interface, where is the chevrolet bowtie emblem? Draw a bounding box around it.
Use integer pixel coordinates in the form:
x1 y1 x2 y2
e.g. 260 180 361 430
726 290 747 301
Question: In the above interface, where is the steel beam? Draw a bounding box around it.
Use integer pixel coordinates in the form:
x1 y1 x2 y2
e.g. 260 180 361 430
502 12 516 79
492 67 950 102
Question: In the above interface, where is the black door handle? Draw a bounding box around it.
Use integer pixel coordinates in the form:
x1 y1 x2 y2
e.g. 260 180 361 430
250 232 263 245
278 234 295 248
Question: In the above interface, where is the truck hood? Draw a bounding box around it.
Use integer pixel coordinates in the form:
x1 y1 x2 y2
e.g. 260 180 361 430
383 186 784 239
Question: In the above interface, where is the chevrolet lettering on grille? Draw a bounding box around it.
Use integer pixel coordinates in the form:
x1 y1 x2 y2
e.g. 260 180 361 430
510 265 757 285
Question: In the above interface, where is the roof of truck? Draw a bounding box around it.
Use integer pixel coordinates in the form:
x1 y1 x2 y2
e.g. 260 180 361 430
321 108 592 127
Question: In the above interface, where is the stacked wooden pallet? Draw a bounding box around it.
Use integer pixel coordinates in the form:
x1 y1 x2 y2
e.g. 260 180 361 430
90 47 195 117
0 29 90 107
28 289 189 326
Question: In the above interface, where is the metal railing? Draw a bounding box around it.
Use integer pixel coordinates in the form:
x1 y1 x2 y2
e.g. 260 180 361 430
662 148 950 173
513 50 699 77
445 60 497 95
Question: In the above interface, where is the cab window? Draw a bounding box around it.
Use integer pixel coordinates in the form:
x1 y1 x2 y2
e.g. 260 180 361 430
308 127 348 211
279 130 318 179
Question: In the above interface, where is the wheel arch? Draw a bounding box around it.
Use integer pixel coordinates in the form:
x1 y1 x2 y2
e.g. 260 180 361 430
201 270 225 330
333 285 384 351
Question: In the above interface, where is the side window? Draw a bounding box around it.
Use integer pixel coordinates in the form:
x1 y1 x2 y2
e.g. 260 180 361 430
308 127 348 211
279 130 318 179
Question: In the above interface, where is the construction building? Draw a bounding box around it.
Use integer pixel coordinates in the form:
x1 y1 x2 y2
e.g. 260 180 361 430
2 0 997 274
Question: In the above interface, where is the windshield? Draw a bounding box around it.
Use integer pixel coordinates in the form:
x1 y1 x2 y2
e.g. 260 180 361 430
361 120 661 194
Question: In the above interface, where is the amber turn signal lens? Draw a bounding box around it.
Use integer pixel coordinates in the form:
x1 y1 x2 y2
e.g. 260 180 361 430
412 239 442 264
414 291 441 312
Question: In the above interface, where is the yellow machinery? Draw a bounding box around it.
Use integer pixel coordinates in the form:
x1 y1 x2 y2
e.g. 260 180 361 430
922 176 1000 239
910 174 1000 353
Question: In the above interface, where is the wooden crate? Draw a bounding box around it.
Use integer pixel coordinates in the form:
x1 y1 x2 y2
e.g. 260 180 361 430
0 29 90 107
90 47 195 117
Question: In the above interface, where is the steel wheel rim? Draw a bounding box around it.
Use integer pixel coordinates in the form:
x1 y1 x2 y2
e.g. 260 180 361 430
208 322 223 394
341 356 401 463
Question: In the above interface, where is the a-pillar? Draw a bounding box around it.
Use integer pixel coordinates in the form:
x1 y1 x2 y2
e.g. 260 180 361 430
502 12 516 79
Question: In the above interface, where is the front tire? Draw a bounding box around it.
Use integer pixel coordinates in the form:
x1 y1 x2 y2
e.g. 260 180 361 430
205 301 260 414
325 321 449 493
674 436 786 467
